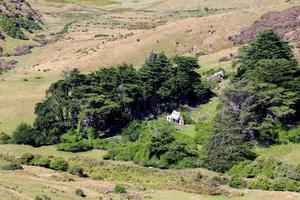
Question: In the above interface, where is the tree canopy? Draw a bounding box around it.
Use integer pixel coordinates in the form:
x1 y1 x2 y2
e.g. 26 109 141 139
32 53 211 145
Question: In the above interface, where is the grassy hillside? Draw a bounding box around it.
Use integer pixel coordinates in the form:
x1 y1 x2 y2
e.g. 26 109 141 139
256 143 300 164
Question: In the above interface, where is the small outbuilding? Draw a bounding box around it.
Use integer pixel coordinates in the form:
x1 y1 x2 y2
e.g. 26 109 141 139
167 110 184 126
207 70 225 80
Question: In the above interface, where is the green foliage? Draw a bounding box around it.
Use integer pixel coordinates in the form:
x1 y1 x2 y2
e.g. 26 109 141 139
49 158 69 171
204 110 256 173
114 184 126 193
30 156 51 168
60 129 83 143
282 125 300 143
57 21 74 35
231 31 300 146
18 153 35 164
229 157 300 192
181 111 194 124
205 30 300 174
92 139 119 150
228 157 300 180
107 120 200 169
68 164 86 177
122 120 145 142
19 19 42 32
56 140 93 152
0 17 27 39
0 132 11 144
237 30 296 78
229 176 246 188
194 122 213 145
34 53 211 144
0 162 23 170
12 123 49 147
56 129 92 152
247 175 271 190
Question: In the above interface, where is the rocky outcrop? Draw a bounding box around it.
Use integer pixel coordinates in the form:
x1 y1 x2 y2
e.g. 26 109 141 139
230 6 300 45
0 0 42 25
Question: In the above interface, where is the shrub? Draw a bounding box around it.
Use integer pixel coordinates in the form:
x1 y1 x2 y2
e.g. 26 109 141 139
285 179 300 192
95 33 109 38
122 120 145 142
0 162 23 170
108 143 140 161
0 132 11 144
75 188 85 197
285 126 300 143
56 140 92 152
49 158 69 171
18 153 35 164
35 193 51 200
12 123 48 146
209 176 229 187
181 111 194 124
31 156 51 168
247 176 271 190
271 178 286 191
0 18 27 39
114 184 126 193
229 176 246 189
68 164 86 177
93 139 119 150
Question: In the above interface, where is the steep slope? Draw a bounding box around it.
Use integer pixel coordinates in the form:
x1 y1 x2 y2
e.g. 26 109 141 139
230 6 300 44
0 0 42 40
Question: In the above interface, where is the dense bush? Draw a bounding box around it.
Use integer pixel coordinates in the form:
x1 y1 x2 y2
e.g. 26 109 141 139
68 164 87 177
19 19 41 32
12 123 51 147
0 132 11 144
30 156 51 168
228 157 300 180
229 157 300 192
92 139 119 150
0 17 27 39
0 162 23 170
281 126 300 143
56 140 93 152
106 120 201 169
18 153 35 164
181 111 194 124
49 158 69 171
114 184 126 193
229 176 246 188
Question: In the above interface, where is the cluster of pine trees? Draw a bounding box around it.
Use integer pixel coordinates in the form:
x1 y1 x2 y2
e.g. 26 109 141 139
205 31 300 172
17 53 211 146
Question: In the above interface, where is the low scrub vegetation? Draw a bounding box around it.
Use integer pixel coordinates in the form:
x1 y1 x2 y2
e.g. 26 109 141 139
105 120 201 169
228 157 300 192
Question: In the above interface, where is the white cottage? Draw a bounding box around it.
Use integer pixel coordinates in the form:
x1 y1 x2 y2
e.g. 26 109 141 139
167 111 184 126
